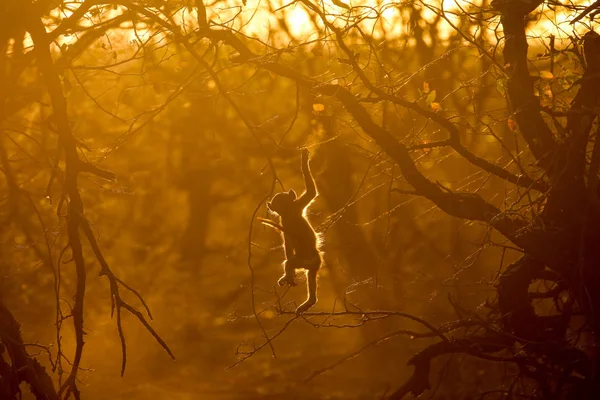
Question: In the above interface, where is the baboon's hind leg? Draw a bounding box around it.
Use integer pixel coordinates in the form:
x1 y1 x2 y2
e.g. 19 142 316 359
296 268 318 314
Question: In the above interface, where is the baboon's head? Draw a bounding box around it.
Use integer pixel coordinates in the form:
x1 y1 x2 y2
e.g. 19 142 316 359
266 189 297 215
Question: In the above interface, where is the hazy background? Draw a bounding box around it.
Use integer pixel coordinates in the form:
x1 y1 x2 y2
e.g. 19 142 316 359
0 1 588 398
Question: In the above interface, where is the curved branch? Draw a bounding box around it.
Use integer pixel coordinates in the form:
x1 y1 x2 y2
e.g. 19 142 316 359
300 0 546 192
119 0 548 260
27 16 88 400
493 0 558 168
27 6 174 394
390 334 517 399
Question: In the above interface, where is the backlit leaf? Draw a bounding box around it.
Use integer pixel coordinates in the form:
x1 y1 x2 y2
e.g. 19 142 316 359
426 90 437 104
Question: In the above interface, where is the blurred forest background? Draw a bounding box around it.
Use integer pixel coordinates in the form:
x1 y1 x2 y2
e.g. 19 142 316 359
2 0 600 399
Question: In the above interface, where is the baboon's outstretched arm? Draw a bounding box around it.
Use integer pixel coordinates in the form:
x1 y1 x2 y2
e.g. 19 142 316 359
296 149 317 209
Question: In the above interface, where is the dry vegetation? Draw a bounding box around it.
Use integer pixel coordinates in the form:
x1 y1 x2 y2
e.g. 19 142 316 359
2 0 600 399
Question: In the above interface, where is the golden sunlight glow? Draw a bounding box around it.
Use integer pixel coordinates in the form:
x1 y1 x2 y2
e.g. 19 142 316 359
287 4 313 38
31 0 594 63
7 1 600 400
238 0 590 44
66 0 591 50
